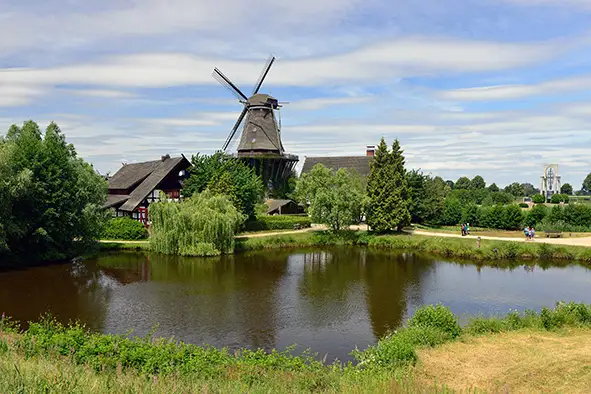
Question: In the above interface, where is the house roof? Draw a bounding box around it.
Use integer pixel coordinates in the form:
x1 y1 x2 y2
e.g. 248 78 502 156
265 199 295 213
118 155 190 212
301 156 374 177
108 160 164 190
104 194 130 209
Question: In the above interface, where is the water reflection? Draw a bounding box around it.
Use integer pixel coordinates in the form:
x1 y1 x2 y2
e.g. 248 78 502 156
1 248 591 362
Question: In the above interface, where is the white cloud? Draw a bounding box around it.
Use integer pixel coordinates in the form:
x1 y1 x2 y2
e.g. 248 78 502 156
439 74 591 101
0 35 573 91
0 83 46 106
289 96 373 110
499 0 591 9
63 88 137 99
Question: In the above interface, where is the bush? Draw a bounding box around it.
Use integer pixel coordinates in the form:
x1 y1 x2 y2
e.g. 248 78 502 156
101 217 148 240
551 194 569 204
245 215 312 231
518 202 529 208
408 304 461 338
532 194 546 204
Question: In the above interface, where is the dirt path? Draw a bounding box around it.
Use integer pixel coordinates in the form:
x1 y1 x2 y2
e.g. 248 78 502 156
408 229 591 247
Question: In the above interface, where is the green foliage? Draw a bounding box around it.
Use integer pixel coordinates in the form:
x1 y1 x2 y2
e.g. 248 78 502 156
470 175 486 189
488 183 499 193
532 194 546 203
504 182 525 197
503 204 525 230
454 176 471 190
521 182 536 197
408 304 461 338
491 191 514 205
407 171 449 224
437 198 462 226
561 183 573 195
518 202 529 208
461 203 480 226
101 217 148 240
551 193 569 204
0 121 108 264
295 164 364 232
582 172 591 193
183 152 264 219
149 190 245 256
245 215 311 231
525 203 547 226
366 138 411 232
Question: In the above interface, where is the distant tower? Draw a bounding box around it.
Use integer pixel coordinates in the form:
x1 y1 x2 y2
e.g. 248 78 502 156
540 164 561 201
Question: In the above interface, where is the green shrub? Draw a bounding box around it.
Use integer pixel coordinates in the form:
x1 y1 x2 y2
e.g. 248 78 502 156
408 304 461 338
518 202 529 208
245 215 311 231
532 194 546 203
551 193 569 204
101 217 148 240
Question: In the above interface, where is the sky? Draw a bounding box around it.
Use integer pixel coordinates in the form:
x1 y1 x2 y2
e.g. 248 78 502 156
1 0 590 188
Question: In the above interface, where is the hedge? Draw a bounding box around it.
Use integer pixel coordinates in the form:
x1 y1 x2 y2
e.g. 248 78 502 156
245 215 312 231
101 217 148 240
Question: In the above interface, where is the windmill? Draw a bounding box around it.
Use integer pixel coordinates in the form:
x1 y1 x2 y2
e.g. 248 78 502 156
213 56 298 193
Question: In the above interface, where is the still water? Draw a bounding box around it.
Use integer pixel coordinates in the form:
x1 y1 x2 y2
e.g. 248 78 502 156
2 248 591 361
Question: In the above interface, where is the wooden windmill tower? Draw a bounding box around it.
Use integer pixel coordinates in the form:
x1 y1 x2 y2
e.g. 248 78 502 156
212 56 298 193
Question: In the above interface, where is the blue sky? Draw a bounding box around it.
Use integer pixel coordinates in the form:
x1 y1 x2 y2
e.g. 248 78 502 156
1 0 590 188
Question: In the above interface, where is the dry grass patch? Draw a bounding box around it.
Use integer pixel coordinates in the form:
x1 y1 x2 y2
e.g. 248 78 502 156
414 328 591 393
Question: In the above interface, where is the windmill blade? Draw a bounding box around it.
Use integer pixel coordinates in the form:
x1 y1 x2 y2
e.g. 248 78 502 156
252 55 276 95
222 106 248 151
213 68 248 101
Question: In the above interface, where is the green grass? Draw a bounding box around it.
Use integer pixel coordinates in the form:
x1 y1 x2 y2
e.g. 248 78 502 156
236 230 591 264
2 302 591 393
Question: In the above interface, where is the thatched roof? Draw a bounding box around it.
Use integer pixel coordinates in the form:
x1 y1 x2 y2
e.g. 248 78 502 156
106 155 190 212
104 194 130 208
301 156 373 177
108 160 163 190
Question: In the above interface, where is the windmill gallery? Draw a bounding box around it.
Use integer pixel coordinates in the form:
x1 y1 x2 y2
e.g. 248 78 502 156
104 56 371 222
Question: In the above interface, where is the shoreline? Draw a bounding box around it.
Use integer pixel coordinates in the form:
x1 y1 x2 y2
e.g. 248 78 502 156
97 229 591 264
2 302 590 393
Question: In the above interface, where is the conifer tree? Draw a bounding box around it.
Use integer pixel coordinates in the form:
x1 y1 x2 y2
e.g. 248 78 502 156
366 137 411 232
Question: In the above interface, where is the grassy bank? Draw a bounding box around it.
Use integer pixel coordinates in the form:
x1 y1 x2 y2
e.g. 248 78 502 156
1 302 591 393
96 230 591 263
237 231 591 263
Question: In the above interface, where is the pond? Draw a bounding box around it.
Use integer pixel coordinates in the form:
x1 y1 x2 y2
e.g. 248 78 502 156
1 248 591 362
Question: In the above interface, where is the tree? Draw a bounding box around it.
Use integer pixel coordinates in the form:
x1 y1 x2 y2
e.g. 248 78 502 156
295 164 364 231
149 190 245 256
0 121 107 264
183 152 264 219
561 183 573 195
521 183 536 197
583 173 591 194
422 176 449 223
366 138 411 232
470 175 486 190
454 176 471 190
438 198 462 226
525 204 547 226
445 180 454 190
504 182 524 198
488 183 500 193
532 194 546 204
461 203 480 226
503 205 524 230
407 169 427 224
491 191 514 205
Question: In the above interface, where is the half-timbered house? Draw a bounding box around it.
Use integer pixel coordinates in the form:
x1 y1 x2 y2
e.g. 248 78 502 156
104 154 191 224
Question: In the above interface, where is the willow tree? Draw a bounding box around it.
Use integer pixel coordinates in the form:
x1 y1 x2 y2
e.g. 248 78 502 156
149 190 245 257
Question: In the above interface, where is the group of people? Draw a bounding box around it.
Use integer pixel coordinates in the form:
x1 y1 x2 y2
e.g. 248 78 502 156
524 226 536 241
460 223 470 236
